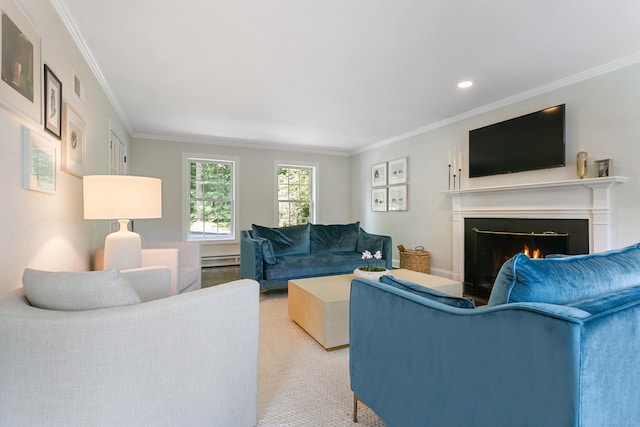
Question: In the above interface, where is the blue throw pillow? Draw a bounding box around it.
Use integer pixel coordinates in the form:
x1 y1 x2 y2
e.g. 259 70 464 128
252 223 310 256
356 233 384 254
487 243 640 306
380 274 475 309
310 222 360 253
255 237 277 264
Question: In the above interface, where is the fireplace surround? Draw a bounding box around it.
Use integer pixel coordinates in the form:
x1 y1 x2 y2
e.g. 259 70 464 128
445 176 626 300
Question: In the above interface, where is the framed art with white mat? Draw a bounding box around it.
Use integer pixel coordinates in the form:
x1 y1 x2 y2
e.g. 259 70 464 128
0 0 41 123
62 103 85 177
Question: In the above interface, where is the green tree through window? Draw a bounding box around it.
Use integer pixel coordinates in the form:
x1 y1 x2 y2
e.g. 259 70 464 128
277 165 314 226
188 158 235 240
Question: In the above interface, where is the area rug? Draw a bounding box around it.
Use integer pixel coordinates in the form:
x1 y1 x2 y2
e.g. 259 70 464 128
257 291 385 426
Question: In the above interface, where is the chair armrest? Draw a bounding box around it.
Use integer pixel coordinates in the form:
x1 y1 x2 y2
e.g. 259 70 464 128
120 266 171 302
240 230 264 284
141 248 179 295
143 241 202 269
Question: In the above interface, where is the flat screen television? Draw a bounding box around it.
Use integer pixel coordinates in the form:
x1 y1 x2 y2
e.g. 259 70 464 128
469 104 565 178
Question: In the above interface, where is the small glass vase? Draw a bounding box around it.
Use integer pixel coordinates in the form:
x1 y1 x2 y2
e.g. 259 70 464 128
353 267 389 281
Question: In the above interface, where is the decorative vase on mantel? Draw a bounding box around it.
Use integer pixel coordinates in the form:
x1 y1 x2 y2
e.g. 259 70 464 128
353 267 389 281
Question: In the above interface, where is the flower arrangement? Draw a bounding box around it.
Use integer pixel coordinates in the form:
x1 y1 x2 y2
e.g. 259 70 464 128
359 250 386 272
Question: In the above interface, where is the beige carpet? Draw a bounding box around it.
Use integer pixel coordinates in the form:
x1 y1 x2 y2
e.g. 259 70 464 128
257 291 386 426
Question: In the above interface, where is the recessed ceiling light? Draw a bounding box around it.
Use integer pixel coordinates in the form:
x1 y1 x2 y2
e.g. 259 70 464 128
458 81 473 88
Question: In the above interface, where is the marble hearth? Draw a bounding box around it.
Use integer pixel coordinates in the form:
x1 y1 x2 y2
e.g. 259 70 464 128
444 176 627 283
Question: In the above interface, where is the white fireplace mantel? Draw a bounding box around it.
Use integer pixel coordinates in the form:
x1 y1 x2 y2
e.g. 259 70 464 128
444 176 627 282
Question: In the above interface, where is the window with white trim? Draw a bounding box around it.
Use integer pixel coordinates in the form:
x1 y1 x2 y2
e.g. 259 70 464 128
277 164 316 226
186 157 236 241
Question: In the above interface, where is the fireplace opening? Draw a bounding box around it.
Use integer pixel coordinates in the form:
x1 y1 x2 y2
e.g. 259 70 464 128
464 218 589 302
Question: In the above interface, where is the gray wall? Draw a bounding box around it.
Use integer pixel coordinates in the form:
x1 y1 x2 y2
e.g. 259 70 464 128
129 138 351 258
350 62 640 276
0 0 130 293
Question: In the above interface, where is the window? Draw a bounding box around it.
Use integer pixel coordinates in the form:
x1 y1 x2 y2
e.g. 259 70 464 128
277 164 316 227
186 156 236 241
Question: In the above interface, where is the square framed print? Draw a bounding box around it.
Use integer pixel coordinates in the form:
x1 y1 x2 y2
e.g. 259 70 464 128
0 0 41 123
371 162 387 187
388 185 407 211
595 159 612 177
388 157 407 185
62 103 85 177
72 70 85 104
44 64 62 138
371 188 387 212
22 126 57 193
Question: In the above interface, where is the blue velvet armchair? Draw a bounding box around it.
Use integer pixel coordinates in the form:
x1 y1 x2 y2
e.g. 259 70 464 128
350 243 640 426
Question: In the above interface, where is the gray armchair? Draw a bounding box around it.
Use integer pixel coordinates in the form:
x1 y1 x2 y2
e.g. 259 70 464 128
0 272 259 426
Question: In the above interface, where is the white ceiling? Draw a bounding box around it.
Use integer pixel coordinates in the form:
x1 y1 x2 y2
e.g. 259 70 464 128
56 0 640 154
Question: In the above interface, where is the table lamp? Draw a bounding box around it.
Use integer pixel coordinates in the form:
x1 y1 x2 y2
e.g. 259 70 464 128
83 175 162 270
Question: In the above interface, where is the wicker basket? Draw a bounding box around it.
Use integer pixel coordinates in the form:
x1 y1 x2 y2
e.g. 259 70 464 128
399 245 431 274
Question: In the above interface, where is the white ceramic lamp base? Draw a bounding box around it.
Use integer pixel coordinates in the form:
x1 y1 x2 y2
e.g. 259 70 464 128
103 219 142 270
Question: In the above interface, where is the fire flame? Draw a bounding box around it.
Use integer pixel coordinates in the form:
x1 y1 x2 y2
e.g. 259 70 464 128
523 244 542 259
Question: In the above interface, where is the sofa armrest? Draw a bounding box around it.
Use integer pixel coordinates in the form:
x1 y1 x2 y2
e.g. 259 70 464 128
120 266 171 302
240 230 264 284
360 229 393 269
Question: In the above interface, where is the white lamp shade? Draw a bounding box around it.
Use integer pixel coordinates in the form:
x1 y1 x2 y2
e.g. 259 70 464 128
83 175 162 220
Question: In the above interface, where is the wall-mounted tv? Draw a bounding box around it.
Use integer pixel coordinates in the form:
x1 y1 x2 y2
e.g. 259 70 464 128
469 104 565 178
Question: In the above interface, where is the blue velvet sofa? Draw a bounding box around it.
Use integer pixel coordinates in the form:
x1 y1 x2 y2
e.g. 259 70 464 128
350 243 640 426
240 222 392 291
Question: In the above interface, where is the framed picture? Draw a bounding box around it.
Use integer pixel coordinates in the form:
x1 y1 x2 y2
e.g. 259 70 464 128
388 185 408 211
72 70 85 104
0 0 41 123
62 104 86 177
371 188 387 212
22 126 57 193
44 64 62 139
371 162 387 187
388 157 408 185
595 159 612 177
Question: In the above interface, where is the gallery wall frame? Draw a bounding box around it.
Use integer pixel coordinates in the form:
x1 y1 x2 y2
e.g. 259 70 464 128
22 126 57 193
62 103 85 177
388 185 407 211
371 162 387 187
0 0 41 123
44 64 61 139
371 157 409 211
388 157 408 185
72 70 85 104
371 188 387 212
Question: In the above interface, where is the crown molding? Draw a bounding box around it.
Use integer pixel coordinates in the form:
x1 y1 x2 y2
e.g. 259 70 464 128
51 0 133 135
353 52 640 155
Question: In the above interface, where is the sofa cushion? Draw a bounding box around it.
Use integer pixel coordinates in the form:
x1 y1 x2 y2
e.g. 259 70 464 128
310 222 360 253
22 268 142 311
252 223 310 256
356 233 384 254
487 243 640 306
380 274 475 309
263 252 363 280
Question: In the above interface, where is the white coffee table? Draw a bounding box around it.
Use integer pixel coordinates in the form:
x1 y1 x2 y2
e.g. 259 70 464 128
288 269 462 350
